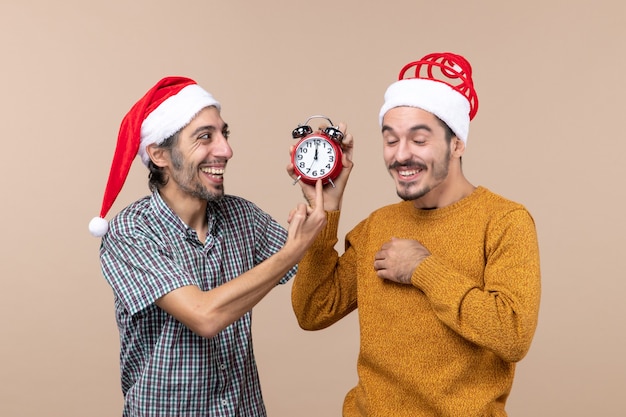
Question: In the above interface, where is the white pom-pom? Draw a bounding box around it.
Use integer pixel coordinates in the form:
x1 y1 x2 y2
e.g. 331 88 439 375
89 216 109 237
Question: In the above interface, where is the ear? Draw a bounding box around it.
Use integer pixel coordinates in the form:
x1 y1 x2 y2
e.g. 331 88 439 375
145 144 169 167
451 137 466 158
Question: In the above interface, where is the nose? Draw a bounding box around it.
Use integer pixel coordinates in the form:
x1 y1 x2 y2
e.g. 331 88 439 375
394 139 412 163
214 134 233 160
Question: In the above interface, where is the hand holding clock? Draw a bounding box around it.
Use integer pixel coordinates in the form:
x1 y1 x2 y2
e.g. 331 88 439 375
287 121 354 212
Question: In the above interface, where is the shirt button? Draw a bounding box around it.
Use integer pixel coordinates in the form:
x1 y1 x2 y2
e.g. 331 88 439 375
219 363 227 370
222 399 228 406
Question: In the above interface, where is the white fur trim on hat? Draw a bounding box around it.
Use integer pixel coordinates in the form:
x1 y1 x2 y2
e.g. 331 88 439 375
138 84 221 165
379 78 471 144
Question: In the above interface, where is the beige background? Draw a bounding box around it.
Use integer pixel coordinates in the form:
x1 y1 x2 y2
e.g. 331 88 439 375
1 0 624 416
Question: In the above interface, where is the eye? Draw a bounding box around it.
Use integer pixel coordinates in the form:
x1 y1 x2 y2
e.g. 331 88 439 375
222 128 230 139
411 134 428 145
383 134 398 146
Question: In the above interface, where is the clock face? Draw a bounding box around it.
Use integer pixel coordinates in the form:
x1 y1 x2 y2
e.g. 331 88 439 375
293 135 340 184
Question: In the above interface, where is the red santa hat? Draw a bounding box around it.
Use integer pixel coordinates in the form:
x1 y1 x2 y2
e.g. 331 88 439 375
379 52 479 144
88 76 220 237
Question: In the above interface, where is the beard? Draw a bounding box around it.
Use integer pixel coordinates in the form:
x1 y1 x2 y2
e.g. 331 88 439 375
169 147 224 202
392 149 451 202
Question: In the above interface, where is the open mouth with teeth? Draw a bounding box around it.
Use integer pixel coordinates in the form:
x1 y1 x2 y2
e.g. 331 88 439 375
200 167 225 180
397 167 423 180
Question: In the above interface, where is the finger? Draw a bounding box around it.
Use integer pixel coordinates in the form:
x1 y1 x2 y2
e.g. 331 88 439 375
339 134 354 169
287 207 297 224
306 180 323 215
340 130 354 150
286 146 301 180
375 268 388 280
289 203 307 228
287 145 296 176
336 122 352 149
313 179 324 211
342 136 353 156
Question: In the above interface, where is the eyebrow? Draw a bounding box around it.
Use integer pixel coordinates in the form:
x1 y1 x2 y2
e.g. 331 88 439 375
190 123 229 137
381 123 433 134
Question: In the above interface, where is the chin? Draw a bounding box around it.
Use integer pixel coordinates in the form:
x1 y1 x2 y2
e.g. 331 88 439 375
207 189 225 201
191 186 224 202
396 183 429 202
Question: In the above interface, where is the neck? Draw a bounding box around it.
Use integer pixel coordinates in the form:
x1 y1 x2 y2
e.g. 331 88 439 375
158 187 209 239
413 174 475 210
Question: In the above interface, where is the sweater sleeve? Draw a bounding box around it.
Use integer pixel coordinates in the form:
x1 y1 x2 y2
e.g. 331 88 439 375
412 208 541 363
291 210 358 330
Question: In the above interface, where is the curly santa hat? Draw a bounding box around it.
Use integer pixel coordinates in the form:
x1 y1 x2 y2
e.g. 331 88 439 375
89 76 220 237
379 52 479 144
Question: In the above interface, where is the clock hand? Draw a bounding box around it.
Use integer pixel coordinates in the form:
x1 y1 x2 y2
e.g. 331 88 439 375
307 142 320 171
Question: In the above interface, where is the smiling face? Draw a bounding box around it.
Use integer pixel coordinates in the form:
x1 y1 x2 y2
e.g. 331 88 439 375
152 106 233 203
382 106 464 208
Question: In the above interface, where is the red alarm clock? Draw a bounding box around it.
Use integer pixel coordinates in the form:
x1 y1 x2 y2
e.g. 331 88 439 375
291 115 344 187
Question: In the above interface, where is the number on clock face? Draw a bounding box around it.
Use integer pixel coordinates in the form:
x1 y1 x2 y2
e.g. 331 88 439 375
295 137 337 179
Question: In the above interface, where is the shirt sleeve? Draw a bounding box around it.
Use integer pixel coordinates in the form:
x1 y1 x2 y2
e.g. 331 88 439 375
412 208 541 363
100 226 197 316
250 203 296 285
291 210 358 329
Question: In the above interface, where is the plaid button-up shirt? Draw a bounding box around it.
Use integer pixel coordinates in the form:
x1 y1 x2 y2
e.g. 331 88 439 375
99 191 295 417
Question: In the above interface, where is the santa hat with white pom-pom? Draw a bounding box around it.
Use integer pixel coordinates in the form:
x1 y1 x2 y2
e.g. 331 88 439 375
89 76 220 237
379 52 479 144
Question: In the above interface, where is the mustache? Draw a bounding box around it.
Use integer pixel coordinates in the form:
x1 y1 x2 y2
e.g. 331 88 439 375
388 161 427 170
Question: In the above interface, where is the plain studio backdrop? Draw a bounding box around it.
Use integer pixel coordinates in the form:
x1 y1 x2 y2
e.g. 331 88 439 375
1 1 624 416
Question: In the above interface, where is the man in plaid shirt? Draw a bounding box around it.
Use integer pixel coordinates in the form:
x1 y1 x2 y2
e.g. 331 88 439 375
89 77 335 416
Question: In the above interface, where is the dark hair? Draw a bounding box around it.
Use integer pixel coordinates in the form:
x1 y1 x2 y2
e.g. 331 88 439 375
147 130 180 191
435 116 455 144
435 116 462 164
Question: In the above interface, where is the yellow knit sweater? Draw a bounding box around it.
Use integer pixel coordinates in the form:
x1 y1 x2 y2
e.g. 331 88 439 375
292 186 541 417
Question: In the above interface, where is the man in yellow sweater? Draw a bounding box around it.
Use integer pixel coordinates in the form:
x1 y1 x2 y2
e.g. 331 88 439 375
287 52 541 416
